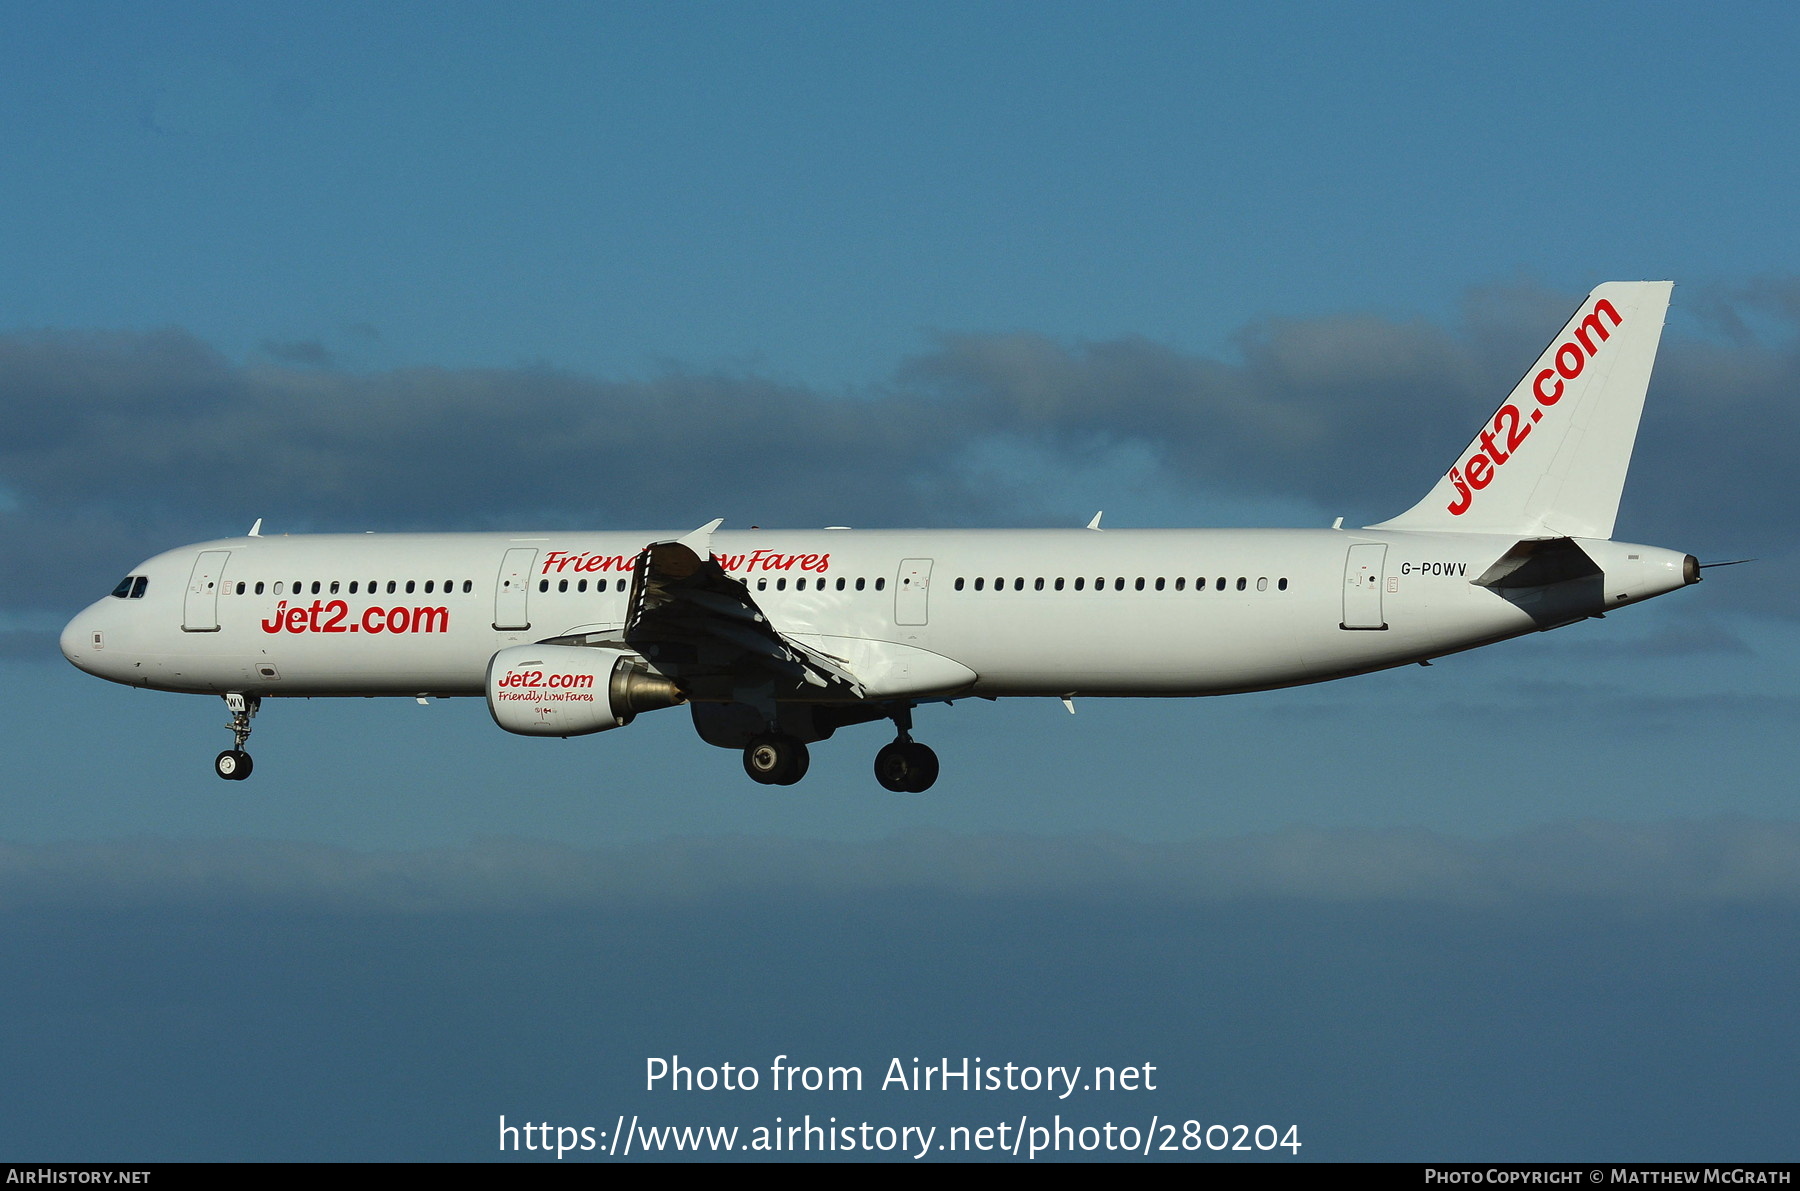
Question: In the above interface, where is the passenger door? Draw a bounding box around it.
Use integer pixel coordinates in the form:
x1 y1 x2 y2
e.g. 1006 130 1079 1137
182 550 232 632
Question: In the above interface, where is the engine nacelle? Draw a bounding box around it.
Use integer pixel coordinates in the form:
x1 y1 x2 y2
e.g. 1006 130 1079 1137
486 644 684 737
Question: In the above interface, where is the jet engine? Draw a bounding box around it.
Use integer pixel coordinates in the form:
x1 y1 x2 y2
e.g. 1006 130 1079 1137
486 644 684 737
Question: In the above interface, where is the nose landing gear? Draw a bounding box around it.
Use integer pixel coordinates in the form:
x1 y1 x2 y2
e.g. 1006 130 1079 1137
215 693 259 781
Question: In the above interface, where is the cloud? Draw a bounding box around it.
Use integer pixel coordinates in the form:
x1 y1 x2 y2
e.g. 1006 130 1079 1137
4 821 1799 914
899 313 1480 518
258 339 335 367
2 279 1793 618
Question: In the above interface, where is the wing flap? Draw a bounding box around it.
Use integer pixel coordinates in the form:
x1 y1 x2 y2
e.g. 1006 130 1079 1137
624 523 866 698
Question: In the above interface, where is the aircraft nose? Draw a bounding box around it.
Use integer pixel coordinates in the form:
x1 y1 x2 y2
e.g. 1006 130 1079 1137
60 606 106 675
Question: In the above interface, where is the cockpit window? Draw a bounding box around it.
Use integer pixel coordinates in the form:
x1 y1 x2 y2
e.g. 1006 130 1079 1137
111 576 134 598
130 576 148 598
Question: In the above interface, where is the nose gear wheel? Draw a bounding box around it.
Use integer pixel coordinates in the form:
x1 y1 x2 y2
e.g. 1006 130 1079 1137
215 693 261 781
214 749 253 781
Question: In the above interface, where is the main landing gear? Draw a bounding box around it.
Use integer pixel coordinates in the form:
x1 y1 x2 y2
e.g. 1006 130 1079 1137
736 703 940 791
214 692 259 781
874 740 938 792
874 704 938 793
743 733 810 786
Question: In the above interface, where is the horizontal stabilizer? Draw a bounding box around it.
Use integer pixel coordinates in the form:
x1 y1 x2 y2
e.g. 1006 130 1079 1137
1472 538 1601 589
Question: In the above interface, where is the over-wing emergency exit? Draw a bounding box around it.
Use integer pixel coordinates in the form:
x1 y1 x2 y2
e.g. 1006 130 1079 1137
61 282 1700 791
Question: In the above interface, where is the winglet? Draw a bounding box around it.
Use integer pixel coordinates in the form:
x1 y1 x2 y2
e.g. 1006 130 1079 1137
1086 511 1103 530
248 518 263 537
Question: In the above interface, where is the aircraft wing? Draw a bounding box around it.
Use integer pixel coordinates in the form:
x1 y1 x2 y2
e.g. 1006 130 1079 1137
622 520 866 699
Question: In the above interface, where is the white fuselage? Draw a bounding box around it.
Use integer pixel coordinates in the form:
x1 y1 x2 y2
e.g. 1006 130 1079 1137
59 526 1695 703
54 282 1698 789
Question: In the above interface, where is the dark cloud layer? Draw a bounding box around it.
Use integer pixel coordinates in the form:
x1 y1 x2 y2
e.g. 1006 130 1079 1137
4 820 1797 912
5 281 1794 618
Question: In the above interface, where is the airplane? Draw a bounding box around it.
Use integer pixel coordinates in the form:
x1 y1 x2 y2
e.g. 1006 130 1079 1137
60 281 1700 792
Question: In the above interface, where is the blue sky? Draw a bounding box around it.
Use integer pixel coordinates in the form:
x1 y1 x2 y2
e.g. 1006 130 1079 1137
3 2 1798 1162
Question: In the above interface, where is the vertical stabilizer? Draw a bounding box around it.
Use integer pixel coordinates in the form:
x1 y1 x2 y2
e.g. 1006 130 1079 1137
1370 281 1672 540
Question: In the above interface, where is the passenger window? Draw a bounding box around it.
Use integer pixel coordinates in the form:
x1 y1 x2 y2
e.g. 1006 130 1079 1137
955 578 965 591
330 580 340 595
274 582 285 596
1034 578 1044 591
558 579 568 593
855 578 865 591
1278 577 1289 591
1054 578 1064 591
836 578 846 591
462 580 473 594
539 580 549 593
349 582 358 594
577 579 587 592
1155 577 1165 591
973 577 984 591
777 578 787 591
310 581 321 595
1013 578 1024 591
758 578 767 591
405 580 415 594
876 577 886 591
1074 577 1085 591
255 581 265 595
1135 577 1145 591
424 580 434 594
1175 578 1185 591
1257 577 1268 591
387 580 397 594
1237 577 1247 591
234 582 246 595
1216 577 1226 591
1114 578 1125 591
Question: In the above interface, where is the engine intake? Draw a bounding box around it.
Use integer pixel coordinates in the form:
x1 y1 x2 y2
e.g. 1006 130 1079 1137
486 644 684 737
